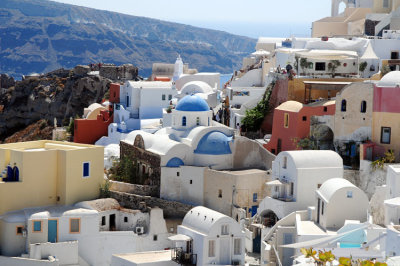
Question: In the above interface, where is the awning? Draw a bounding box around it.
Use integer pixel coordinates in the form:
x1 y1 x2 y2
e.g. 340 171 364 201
266 180 284 186
168 234 192 242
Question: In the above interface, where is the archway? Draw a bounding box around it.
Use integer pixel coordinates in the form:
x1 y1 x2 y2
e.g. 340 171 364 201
312 124 334 150
260 210 279 227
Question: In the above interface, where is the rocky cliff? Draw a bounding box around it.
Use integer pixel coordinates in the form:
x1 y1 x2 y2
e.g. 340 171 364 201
0 0 256 78
0 64 132 141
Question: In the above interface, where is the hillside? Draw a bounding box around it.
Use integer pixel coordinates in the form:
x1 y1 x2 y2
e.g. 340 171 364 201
0 0 256 78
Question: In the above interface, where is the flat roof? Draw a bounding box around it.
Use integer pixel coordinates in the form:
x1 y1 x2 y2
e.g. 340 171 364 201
113 250 172 263
303 81 352 85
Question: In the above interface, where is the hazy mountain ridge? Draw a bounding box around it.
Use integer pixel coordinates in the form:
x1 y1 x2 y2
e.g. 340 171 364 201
0 0 256 78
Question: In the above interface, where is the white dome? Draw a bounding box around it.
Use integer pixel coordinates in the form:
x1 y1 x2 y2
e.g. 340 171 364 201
378 71 400 87
181 81 213 95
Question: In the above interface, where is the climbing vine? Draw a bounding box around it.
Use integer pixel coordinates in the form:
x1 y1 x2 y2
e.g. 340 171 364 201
242 81 275 132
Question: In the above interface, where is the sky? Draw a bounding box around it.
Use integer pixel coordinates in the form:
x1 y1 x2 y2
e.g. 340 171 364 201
51 0 332 38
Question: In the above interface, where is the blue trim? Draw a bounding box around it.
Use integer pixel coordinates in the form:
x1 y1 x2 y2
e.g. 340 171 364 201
166 157 184 168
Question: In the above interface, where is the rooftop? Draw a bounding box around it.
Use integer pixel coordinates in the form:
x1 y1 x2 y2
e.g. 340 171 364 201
112 250 173 263
0 140 100 151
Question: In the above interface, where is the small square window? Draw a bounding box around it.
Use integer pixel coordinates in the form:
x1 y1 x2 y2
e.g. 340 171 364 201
318 184 322 188
162 94 166 101
302 116 307 121
347 191 353 198
153 235 158 241
83 162 90 178
124 217 128 223
190 180 193 184
323 107 328 112
177 172 180 177
168 94 172 100
33 221 42 232
253 193 258 203
70 218 80 234
16 226 23 235
101 216 106 226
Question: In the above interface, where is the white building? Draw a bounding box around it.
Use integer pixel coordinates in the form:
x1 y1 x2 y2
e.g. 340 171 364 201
257 150 343 226
0 199 172 266
177 206 245 265
261 178 381 266
110 206 245 266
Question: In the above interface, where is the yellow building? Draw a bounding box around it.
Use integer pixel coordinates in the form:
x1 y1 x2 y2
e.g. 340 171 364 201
0 141 104 215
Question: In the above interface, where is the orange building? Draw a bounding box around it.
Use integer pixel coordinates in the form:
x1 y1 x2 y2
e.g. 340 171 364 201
265 100 335 154
74 83 120 144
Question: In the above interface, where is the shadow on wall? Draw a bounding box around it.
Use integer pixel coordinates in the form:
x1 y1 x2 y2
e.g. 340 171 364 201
232 136 275 170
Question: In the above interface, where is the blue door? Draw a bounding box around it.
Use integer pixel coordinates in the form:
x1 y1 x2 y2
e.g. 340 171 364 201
251 206 258 217
48 220 58 243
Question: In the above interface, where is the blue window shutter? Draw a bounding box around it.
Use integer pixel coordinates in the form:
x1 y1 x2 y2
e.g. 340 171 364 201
34 221 41 232
83 163 90 177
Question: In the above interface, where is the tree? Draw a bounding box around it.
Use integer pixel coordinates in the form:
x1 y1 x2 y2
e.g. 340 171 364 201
328 60 341 77
359 61 368 75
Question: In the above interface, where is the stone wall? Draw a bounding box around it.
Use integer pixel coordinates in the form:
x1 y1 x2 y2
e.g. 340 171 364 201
344 160 390 199
99 64 138 81
0 74 15 89
120 140 161 189
110 191 193 219
109 180 158 197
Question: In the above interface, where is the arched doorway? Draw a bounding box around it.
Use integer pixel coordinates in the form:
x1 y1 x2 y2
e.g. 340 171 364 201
312 124 334 150
261 210 279 228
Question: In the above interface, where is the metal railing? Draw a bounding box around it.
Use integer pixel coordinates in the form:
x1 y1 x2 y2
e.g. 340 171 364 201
171 248 197 265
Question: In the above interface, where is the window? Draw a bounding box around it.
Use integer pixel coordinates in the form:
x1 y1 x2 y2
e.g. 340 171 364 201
347 191 353 198
33 221 42 232
162 94 166 101
208 240 215 257
190 180 193 184
284 113 289 128
361 101 367 113
168 94 172 100
318 184 322 188
16 226 23 235
315 62 326 71
70 218 80 234
290 182 294 196
323 106 328 112
341 99 347 112
182 116 187 126
83 162 90 178
101 216 106 226
283 156 287 169
302 116 307 121
153 235 158 241
321 202 324 215
196 117 200 126
383 0 389 8
275 186 279 192
218 189 222 198
177 172 180 177
234 239 242 255
124 217 128 223
391 51 399 60
126 95 130 107
253 193 258 203
381 127 391 144
221 225 229 235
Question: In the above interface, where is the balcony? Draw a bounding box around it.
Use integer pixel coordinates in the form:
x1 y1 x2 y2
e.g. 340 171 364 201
171 248 197 266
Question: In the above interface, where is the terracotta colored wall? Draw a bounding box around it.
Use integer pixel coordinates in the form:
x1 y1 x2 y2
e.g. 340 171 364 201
373 86 400 113
109 83 120 104
262 78 289 133
74 110 112 144
265 103 335 154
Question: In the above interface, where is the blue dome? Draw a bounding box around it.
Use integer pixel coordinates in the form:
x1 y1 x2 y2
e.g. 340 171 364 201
176 95 210 112
166 157 185 168
194 131 233 155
